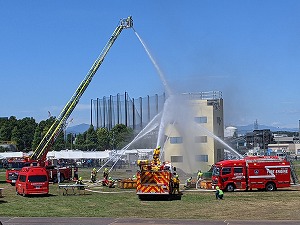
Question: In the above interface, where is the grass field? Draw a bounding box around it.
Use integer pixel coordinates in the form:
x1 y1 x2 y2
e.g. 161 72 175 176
1 166 300 220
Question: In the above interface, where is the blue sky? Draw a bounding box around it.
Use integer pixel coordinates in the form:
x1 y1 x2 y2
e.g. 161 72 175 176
1 1 300 128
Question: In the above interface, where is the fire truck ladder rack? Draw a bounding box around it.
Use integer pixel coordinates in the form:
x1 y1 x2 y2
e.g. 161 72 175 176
30 16 133 161
245 158 284 163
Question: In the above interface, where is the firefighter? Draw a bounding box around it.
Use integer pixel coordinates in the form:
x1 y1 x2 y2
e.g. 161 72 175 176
185 177 192 188
152 146 161 165
172 174 180 194
108 176 115 188
90 168 97 183
215 186 224 200
76 177 85 190
103 168 109 180
197 170 203 181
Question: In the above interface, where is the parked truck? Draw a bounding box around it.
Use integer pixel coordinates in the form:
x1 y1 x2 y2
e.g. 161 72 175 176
16 166 49 196
211 156 291 192
5 157 72 185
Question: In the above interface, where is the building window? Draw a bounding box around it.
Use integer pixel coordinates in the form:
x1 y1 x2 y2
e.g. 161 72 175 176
171 156 183 162
170 137 183 144
196 155 208 162
194 116 207 123
195 136 207 143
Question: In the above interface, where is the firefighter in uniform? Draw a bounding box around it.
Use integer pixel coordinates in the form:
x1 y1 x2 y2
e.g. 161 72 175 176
197 170 203 181
76 177 85 190
215 186 224 200
172 174 180 194
152 146 161 165
108 176 115 188
185 177 192 188
102 168 109 186
90 168 97 183
103 168 109 180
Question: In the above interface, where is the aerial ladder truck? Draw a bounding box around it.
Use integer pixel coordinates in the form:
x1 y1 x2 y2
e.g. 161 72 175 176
6 16 134 185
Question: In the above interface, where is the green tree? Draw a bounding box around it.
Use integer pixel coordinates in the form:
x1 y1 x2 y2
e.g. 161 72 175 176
11 117 37 151
0 116 17 141
74 133 85 150
96 127 110 151
109 124 133 149
85 125 98 150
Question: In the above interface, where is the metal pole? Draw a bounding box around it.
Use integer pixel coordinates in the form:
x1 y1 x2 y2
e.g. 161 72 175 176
96 98 99 129
103 96 106 128
109 95 113 130
117 93 120 124
140 97 143 130
133 98 135 130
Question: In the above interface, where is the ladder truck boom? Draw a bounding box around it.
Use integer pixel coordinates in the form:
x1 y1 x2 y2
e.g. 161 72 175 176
31 16 133 161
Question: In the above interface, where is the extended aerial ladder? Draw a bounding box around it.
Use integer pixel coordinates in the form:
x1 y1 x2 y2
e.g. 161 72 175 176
30 16 133 161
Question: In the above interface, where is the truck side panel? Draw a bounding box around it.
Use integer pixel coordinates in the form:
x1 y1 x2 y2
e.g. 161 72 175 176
247 162 291 190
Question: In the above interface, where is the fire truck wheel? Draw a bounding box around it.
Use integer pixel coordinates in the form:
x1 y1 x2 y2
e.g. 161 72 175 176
226 184 235 192
265 182 276 191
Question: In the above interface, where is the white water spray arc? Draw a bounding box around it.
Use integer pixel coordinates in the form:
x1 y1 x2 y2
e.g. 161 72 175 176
133 28 173 97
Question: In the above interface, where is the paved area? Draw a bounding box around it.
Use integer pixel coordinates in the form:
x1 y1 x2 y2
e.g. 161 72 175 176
0 217 300 225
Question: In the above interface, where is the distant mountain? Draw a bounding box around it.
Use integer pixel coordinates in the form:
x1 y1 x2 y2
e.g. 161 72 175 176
66 123 90 134
235 124 298 135
67 123 298 136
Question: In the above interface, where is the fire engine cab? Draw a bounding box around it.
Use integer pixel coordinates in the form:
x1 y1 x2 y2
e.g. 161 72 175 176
212 156 291 192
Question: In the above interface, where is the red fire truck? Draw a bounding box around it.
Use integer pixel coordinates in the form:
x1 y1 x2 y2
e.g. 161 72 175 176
5 157 72 185
16 166 49 196
136 160 182 200
211 156 291 192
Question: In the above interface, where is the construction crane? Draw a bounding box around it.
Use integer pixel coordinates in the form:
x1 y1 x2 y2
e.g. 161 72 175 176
30 16 133 162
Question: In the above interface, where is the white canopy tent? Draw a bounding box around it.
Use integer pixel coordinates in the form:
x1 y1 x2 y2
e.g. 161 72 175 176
47 150 110 159
0 152 24 159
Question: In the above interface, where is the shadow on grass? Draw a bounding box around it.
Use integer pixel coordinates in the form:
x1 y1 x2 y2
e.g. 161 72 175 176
138 194 182 201
0 200 8 204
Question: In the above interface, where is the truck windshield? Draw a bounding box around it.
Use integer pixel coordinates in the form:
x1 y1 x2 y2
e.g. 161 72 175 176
28 175 47 182
212 166 220 176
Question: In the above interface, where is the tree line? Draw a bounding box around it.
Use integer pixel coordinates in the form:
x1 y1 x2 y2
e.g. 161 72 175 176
0 116 134 152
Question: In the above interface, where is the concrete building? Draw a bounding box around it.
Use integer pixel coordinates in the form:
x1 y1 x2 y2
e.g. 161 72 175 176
163 91 224 174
